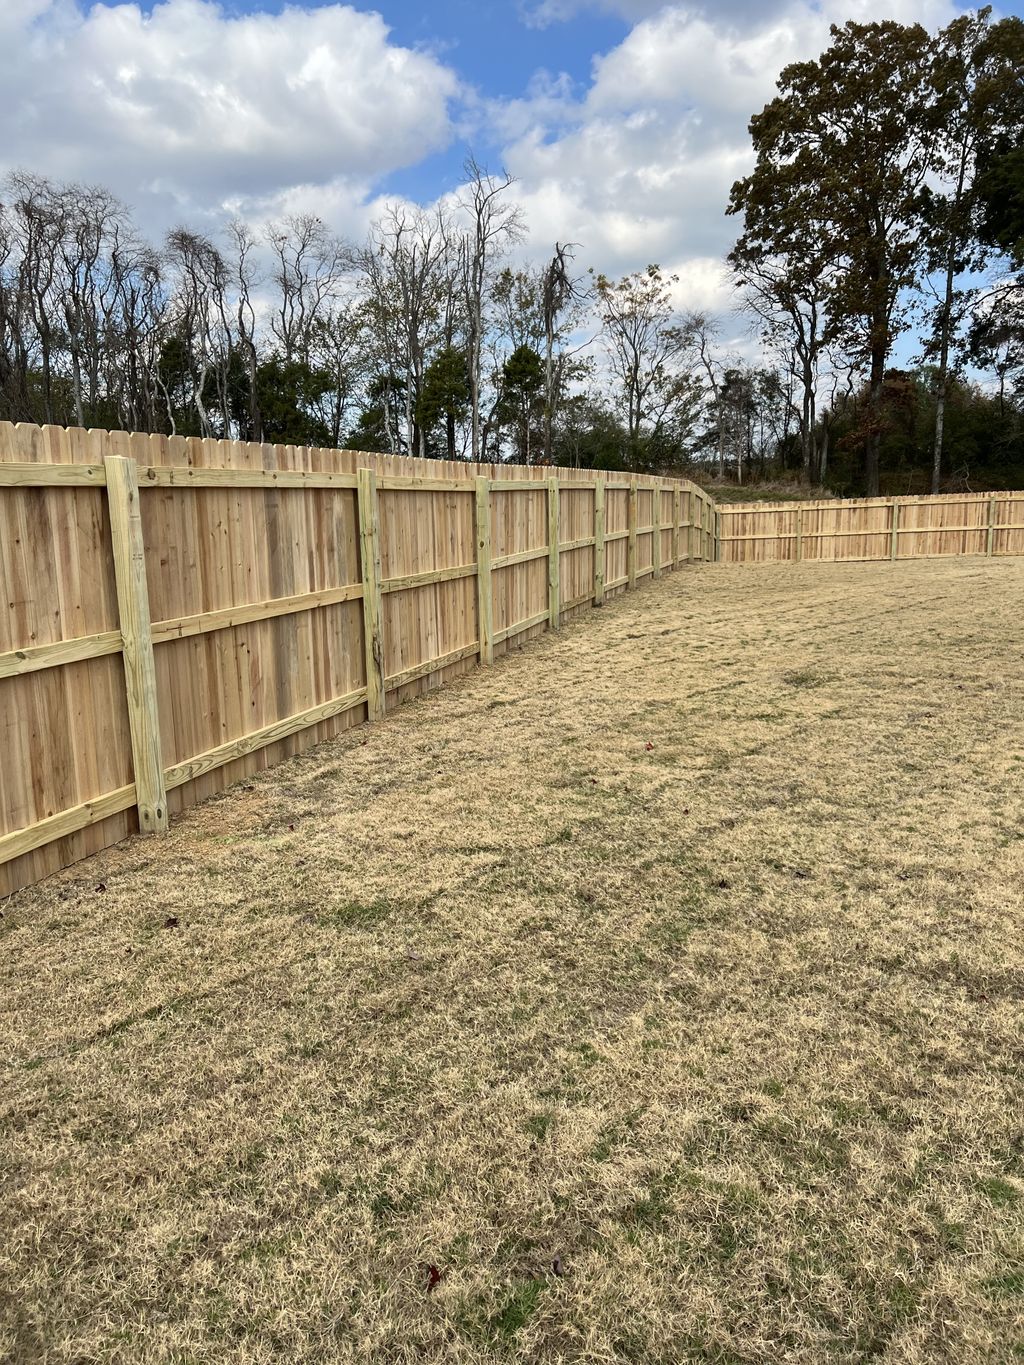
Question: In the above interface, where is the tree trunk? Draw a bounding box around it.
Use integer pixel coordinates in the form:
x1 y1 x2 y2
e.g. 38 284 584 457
716 411 725 480
931 258 956 495
865 349 884 497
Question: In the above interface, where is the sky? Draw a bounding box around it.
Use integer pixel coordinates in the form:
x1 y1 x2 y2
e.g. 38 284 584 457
1 0 1020 323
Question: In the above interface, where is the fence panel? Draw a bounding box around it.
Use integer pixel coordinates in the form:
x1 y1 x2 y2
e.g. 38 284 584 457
0 421 713 895
719 491 1024 565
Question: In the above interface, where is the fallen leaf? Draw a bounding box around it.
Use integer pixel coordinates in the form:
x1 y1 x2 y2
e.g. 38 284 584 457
163 915 180 929
426 1264 442 1292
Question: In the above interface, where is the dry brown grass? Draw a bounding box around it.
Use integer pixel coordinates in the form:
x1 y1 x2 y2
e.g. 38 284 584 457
2 557 1024 1364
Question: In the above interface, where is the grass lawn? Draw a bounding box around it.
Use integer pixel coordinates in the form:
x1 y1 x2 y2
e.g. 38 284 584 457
2 557 1023 1363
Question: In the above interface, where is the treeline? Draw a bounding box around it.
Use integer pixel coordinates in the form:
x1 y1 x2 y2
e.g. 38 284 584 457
728 7 1024 494
1 9 1021 491
0 162 721 470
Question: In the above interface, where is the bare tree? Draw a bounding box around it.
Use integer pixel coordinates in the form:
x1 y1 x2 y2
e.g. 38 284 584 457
541 242 587 463
360 204 455 456
266 214 353 365
226 220 264 441
458 157 524 461
164 228 231 437
594 266 704 471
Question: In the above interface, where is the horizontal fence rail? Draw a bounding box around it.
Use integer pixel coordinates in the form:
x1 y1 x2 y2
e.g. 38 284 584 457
0 422 718 896
717 492 1024 565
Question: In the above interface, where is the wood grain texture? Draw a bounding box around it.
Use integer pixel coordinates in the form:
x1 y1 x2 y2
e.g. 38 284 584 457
594 481 606 605
0 420 709 893
548 477 561 630
718 491 1024 564
475 478 493 665
357 468 385 721
104 456 169 834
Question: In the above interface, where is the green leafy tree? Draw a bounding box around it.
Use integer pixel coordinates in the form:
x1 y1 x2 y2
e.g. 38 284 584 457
415 346 470 459
254 356 334 447
346 373 406 453
730 20 937 495
920 11 1024 490
497 344 544 464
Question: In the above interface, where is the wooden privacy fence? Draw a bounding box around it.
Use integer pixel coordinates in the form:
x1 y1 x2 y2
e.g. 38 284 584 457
0 423 717 896
717 491 1024 565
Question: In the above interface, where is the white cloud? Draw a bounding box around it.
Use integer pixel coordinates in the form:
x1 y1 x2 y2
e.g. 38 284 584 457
498 0 966 314
0 0 979 319
0 0 460 235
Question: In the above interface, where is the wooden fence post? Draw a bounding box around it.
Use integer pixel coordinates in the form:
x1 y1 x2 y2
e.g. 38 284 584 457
652 484 662 578
627 479 638 587
672 487 681 567
987 495 996 557
475 476 493 664
548 476 560 629
890 500 900 562
593 480 605 605
714 507 721 562
103 455 169 834
796 506 804 562
357 467 385 720
688 491 695 562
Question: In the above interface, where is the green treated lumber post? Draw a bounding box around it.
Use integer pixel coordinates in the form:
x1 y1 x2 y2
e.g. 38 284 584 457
548 476 560 629
627 478 638 587
652 483 662 578
593 480 605 605
103 454 169 834
475 476 493 665
357 467 385 720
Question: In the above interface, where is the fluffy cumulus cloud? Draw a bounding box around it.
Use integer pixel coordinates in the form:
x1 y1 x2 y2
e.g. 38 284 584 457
0 0 460 234
0 0 974 305
500 0 967 314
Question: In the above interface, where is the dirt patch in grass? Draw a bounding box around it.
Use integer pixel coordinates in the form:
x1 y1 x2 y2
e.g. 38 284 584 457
2 557 1024 1363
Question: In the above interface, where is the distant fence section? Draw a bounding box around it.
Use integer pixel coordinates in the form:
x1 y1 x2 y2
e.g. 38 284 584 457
717 492 1024 565
0 423 717 896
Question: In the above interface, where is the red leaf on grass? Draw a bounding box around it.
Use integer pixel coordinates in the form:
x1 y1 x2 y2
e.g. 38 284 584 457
426 1264 442 1292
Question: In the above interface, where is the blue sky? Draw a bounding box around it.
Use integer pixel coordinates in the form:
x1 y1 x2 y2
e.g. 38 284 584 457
1 0 1019 325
